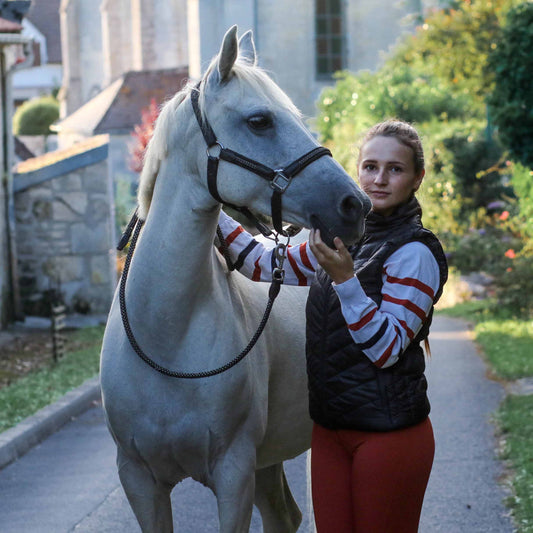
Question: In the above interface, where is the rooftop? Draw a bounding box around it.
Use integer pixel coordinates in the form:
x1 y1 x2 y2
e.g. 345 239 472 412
54 67 189 136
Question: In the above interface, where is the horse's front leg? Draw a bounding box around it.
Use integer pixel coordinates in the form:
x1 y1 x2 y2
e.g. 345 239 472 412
254 462 302 533
212 446 257 533
117 446 174 533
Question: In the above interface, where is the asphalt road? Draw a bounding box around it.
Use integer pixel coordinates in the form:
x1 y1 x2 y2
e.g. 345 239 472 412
0 316 515 532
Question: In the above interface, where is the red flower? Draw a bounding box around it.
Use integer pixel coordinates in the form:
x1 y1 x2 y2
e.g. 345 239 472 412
504 249 516 259
499 211 509 221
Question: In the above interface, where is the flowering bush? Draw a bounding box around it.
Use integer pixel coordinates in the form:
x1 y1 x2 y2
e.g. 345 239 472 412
493 247 533 317
128 98 160 173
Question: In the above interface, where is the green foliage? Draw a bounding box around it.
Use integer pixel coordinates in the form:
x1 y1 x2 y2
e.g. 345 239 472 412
488 2 533 169
493 245 533 318
510 163 533 239
446 224 522 275
441 133 513 216
476 318 533 378
12 95 60 136
395 0 518 104
497 395 533 532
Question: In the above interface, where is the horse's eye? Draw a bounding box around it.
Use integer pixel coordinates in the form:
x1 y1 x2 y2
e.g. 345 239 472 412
247 114 273 131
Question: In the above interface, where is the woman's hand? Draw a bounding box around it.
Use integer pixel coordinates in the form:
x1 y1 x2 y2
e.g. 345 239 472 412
309 229 354 285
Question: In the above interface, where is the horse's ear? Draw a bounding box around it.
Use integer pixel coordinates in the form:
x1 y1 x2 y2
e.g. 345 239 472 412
217 25 239 82
238 30 257 66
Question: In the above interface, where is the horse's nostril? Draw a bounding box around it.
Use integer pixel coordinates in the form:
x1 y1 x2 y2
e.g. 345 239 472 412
340 195 369 220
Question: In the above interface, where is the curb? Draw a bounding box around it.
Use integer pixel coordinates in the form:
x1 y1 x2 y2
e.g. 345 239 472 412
0 376 101 470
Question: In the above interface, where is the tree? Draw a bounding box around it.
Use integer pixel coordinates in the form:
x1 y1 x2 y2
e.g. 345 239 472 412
488 2 533 169
12 95 59 136
394 0 520 106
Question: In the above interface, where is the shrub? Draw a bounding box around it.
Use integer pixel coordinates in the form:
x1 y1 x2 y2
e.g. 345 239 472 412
493 249 533 317
447 224 522 276
12 95 59 136
488 2 533 169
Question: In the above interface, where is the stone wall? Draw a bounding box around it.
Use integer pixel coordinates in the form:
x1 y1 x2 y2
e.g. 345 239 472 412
13 135 116 316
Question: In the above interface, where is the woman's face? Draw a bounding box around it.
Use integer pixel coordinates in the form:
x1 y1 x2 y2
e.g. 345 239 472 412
358 136 424 217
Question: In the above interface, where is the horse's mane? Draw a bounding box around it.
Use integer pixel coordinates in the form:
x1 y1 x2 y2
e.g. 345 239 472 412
137 57 301 220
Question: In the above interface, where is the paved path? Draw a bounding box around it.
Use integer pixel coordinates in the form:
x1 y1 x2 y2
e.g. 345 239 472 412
0 316 515 532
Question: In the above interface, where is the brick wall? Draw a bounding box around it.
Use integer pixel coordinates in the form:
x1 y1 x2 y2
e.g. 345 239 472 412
13 136 116 316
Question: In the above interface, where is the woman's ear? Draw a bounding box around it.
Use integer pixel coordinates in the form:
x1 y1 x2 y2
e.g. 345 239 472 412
413 169 425 192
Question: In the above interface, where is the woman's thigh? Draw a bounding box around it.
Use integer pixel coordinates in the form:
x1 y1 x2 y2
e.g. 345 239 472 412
348 418 435 533
311 419 435 533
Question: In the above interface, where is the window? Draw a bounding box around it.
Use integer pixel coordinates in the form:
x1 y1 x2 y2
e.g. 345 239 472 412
316 0 346 79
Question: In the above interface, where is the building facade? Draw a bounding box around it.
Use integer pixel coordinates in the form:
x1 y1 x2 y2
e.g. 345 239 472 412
58 0 445 120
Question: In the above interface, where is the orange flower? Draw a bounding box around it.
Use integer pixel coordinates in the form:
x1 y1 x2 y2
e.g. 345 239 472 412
499 211 509 221
505 249 516 259
506 267 513 272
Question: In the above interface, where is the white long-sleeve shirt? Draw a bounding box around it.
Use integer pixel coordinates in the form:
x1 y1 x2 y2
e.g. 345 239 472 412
217 210 440 369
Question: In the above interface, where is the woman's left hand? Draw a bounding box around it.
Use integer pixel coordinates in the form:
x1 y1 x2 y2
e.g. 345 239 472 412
309 229 354 285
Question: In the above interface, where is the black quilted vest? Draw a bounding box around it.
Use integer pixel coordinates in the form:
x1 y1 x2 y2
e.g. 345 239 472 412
305 197 448 432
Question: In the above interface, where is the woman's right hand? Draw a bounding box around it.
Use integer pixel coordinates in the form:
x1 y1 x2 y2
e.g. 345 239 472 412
309 229 354 285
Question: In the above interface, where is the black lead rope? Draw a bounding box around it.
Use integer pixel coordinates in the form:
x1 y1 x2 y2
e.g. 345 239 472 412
118 213 283 379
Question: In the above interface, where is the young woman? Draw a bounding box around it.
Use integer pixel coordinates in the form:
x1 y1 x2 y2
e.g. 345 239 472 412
217 119 448 532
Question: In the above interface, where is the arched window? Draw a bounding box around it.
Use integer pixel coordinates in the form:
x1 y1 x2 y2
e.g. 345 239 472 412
315 0 346 79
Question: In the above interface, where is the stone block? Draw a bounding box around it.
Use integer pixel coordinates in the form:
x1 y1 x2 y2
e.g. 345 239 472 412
53 173 83 192
54 192 88 219
86 195 111 224
70 223 111 254
32 198 53 221
42 256 84 283
90 255 111 285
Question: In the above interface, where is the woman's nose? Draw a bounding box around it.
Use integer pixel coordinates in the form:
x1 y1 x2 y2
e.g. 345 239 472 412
374 169 387 184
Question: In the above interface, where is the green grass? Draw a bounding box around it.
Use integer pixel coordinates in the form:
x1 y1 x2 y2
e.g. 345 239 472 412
497 395 533 533
0 326 104 433
439 299 533 379
439 300 533 532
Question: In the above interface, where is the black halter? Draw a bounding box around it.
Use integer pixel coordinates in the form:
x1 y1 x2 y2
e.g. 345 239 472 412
190 88 331 235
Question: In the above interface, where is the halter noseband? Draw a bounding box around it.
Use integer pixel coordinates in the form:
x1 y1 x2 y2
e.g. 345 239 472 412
190 87 332 236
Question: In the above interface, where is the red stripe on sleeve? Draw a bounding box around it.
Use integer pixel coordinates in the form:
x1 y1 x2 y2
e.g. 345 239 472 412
299 243 315 271
398 319 415 340
374 333 398 368
287 247 308 286
225 226 244 247
348 307 377 331
252 257 262 282
384 271 435 299
382 294 427 321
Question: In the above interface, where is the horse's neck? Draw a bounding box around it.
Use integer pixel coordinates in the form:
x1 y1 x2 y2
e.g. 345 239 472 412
129 162 226 342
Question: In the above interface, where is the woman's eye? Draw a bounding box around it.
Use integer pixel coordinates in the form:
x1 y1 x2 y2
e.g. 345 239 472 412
247 114 273 130
391 166 403 173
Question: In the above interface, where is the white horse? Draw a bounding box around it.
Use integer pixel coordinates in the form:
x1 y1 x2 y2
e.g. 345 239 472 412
100 26 369 533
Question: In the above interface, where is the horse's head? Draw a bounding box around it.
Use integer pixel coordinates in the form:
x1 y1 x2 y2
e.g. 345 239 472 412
139 26 370 246
197 26 370 246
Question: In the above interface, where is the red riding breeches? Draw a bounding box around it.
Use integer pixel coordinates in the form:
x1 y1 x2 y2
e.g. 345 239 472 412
311 417 435 533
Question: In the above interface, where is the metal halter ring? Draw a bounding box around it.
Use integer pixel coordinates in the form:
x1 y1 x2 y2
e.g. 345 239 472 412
207 142 224 158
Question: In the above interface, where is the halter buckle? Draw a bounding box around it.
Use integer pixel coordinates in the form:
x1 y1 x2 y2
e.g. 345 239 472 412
270 171 291 193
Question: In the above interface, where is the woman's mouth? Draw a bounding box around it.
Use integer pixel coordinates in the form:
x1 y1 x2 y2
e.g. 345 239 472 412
370 191 390 199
